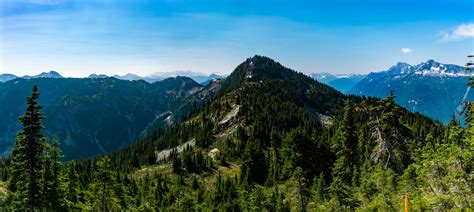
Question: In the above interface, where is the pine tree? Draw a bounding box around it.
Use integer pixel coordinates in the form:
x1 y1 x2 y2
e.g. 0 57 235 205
42 135 64 209
239 139 267 186
370 91 411 172
329 101 358 208
65 161 80 207
92 156 120 211
293 167 310 211
8 85 46 210
281 129 317 179
311 172 326 205
465 55 474 136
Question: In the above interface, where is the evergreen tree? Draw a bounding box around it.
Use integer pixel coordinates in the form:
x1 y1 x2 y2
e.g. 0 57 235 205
92 156 120 211
239 139 267 186
281 129 318 179
329 101 358 208
311 172 326 205
8 85 46 210
370 92 411 172
65 161 80 207
464 55 474 136
292 167 310 211
42 135 64 209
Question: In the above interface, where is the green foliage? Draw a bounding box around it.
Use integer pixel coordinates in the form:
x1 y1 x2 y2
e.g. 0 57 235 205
91 156 121 211
0 77 205 160
240 139 267 186
64 161 80 207
42 135 65 209
328 101 358 209
369 92 412 172
2 56 471 210
8 85 47 210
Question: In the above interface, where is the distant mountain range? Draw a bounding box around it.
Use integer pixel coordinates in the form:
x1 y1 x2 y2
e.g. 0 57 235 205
1 71 225 85
93 71 225 84
0 74 17 82
0 71 64 82
350 60 472 124
309 73 367 93
310 60 473 124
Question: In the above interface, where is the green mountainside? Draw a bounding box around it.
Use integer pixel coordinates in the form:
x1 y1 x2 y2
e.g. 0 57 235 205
1 56 472 210
0 77 203 160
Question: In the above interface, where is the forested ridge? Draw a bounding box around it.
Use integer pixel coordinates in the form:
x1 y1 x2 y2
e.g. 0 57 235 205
0 56 472 210
0 76 204 160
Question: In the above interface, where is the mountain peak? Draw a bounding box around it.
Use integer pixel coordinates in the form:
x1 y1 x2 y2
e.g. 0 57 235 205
0 73 17 82
384 60 469 77
33 71 63 79
88 74 108 78
239 55 294 81
414 60 468 76
387 62 414 75
418 59 440 69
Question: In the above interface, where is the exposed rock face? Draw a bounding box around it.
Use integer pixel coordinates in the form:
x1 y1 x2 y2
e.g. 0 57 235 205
155 139 196 162
208 148 220 161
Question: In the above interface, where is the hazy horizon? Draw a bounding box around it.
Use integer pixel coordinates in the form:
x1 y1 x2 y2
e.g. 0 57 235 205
0 57 469 79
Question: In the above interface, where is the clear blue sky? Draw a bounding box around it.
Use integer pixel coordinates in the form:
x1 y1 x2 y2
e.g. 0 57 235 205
1 0 473 77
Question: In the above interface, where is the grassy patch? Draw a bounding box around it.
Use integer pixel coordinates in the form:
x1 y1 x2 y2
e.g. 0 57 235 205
0 180 8 202
129 164 172 180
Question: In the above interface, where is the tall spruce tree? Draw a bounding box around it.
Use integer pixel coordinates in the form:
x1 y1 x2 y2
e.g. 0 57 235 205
465 55 473 128
65 161 80 207
92 156 120 211
42 135 64 209
329 101 358 208
8 85 46 210
311 172 326 205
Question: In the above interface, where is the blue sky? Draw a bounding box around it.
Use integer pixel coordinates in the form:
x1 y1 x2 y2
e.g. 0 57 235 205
0 0 473 77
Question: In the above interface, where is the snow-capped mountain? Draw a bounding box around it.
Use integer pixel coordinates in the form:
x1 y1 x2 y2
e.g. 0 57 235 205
24 71 64 79
309 73 367 93
1 71 63 82
380 59 470 77
349 59 473 124
413 59 469 76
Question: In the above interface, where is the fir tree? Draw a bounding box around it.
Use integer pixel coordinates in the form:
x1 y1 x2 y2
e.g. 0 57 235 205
370 91 411 172
293 167 310 211
92 156 120 211
42 135 64 209
65 161 80 207
329 101 358 208
311 172 326 205
8 85 46 210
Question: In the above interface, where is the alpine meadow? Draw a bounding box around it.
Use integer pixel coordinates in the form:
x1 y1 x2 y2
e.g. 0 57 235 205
0 0 473 211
